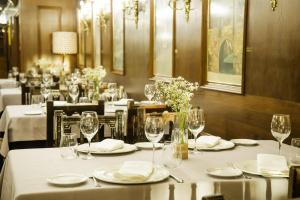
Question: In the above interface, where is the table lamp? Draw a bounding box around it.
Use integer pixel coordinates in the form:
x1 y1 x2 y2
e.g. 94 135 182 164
52 31 78 72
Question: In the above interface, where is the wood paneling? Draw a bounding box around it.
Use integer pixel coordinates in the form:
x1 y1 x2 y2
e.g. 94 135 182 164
19 0 77 72
101 0 300 140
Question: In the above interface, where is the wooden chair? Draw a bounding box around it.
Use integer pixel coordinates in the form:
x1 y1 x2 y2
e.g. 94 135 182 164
126 102 173 144
202 195 224 200
46 100 104 147
21 83 60 104
288 166 300 199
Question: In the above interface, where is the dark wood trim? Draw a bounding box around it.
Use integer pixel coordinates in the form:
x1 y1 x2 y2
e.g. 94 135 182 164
37 6 62 58
148 0 154 78
172 0 176 77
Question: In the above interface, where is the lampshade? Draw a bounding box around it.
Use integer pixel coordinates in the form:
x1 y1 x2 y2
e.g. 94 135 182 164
52 32 78 55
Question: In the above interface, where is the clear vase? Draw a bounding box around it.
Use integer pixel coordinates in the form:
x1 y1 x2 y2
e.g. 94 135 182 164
172 112 189 160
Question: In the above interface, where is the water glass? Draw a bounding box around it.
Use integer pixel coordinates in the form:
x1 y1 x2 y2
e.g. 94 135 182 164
40 84 50 103
60 133 78 159
144 84 155 101
290 138 300 164
160 141 182 170
271 114 291 154
79 97 89 104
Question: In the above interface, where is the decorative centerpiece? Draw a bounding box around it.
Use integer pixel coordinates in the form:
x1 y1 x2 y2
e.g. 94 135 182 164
83 66 107 102
154 76 199 159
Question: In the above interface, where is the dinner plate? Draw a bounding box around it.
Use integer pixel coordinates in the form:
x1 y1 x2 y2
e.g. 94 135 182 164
188 139 235 151
47 173 88 186
206 167 243 178
134 142 164 149
93 165 169 184
233 160 289 178
77 143 137 154
230 139 258 146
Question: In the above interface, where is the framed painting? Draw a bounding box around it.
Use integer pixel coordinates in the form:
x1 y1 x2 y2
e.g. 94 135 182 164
111 0 125 75
202 0 247 94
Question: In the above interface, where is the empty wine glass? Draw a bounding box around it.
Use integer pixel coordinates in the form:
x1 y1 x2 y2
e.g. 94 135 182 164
271 114 291 155
144 84 155 101
42 73 52 87
145 114 164 165
80 111 99 160
188 107 205 154
69 84 79 104
40 84 50 103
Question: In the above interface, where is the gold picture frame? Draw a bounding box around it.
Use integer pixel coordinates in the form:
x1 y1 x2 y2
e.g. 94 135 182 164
202 0 247 94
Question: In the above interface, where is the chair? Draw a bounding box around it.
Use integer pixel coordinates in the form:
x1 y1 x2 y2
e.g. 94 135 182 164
202 194 224 200
46 100 104 147
126 102 173 144
288 166 300 199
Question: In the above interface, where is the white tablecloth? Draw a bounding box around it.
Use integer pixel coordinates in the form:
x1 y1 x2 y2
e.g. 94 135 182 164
0 140 297 200
0 79 17 89
0 105 46 157
0 88 21 112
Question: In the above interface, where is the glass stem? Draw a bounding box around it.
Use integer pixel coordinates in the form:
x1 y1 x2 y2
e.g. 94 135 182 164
152 143 155 165
194 135 197 153
88 138 91 157
278 141 282 155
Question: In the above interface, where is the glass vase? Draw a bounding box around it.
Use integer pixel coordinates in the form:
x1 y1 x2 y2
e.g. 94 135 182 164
172 112 189 160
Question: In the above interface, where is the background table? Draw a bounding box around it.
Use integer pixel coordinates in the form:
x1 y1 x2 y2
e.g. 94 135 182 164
0 79 17 89
0 88 21 112
0 105 46 157
0 140 297 200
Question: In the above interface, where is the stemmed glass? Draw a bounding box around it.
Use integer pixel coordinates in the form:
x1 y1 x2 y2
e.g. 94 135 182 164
144 84 155 101
69 84 79 104
144 115 164 165
42 73 52 87
19 73 27 84
80 111 99 160
271 114 291 155
188 107 205 154
40 84 50 103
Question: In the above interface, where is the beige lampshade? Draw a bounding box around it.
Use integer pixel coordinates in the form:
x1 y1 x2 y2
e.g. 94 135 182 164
52 32 78 54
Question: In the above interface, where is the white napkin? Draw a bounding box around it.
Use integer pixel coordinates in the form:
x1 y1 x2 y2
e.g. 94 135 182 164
196 135 221 148
24 110 42 115
54 101 67 106
257 154 289 175
95 139 124 152
114 161 153 181
114 99 134 106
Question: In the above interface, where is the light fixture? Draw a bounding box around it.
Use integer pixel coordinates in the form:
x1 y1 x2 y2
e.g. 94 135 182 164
168 0 192 22
270 0 277 11
79 0 92 32
123 0 146 29
52 32 78 72
94 0 110 29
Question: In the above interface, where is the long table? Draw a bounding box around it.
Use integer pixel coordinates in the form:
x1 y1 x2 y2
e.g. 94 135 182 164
0 79 17 90
0 88 21 113
0 140 297 200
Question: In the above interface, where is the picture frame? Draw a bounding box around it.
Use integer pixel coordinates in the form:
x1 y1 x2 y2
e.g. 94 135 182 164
202 0 247 94
111 0 125 75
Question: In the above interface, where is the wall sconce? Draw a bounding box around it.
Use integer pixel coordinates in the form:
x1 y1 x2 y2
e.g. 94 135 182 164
270 0 277 11
123 0 146 29
95 1 110 30
168 0 192 22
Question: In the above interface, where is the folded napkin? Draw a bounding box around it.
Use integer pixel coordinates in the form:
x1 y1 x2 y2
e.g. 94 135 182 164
95 139 124 152
114 161 153 181
196 135 221 148
114 99 134 106
257 154 289 175
54 101 67 106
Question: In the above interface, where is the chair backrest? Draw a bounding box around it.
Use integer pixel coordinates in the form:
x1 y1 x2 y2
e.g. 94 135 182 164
202 194 224 200
126 102 172 144
21 83 60 104
46 100 104 147
288 166 300 199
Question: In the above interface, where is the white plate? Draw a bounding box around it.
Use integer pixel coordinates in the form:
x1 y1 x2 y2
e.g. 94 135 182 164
24 110 43 115
230 139 258 146
234 160 289 178
77 143 137 154
206 167 243 178
188 139 235 151
135 142 164 149
93 165 169 184
139 101 158 105
47 173 88 186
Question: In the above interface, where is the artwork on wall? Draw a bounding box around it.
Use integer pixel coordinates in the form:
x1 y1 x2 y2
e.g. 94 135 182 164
202 0 247 94
152 0 174 79
112 0 125 75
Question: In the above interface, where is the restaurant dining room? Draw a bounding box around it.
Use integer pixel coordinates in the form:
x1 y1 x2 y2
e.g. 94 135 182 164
0 0 299 199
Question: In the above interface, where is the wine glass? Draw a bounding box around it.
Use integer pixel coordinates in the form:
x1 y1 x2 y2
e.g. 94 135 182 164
69 84 79 104
80 111 99 160
19 73 27 84
144 114 164 165
42 73 52 87
188 107 205 154
271 114 291 155
144 84 155 101
40 84 50 103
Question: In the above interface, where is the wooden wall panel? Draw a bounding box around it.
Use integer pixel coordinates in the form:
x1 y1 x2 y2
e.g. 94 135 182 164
19 0 77 72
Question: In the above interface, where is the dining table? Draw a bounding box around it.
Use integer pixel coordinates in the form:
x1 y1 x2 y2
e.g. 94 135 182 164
0 79 17 90
0 140 297 200
0 88 21 113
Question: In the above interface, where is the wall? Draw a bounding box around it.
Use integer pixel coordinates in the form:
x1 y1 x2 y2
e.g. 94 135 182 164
19 0 77 72
101 0 300 141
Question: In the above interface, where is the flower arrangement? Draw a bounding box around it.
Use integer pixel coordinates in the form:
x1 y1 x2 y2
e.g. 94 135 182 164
154 76 199 113
83 65 107 83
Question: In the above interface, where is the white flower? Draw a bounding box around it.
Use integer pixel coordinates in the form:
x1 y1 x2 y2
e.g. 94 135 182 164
83 65 106 83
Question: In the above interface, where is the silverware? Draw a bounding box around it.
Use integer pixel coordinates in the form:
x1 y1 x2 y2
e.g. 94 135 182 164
89 176 101 187
227 162 252 179
169 174 184 183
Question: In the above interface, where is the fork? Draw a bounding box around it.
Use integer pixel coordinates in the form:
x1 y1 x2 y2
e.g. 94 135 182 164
89 176 102 187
